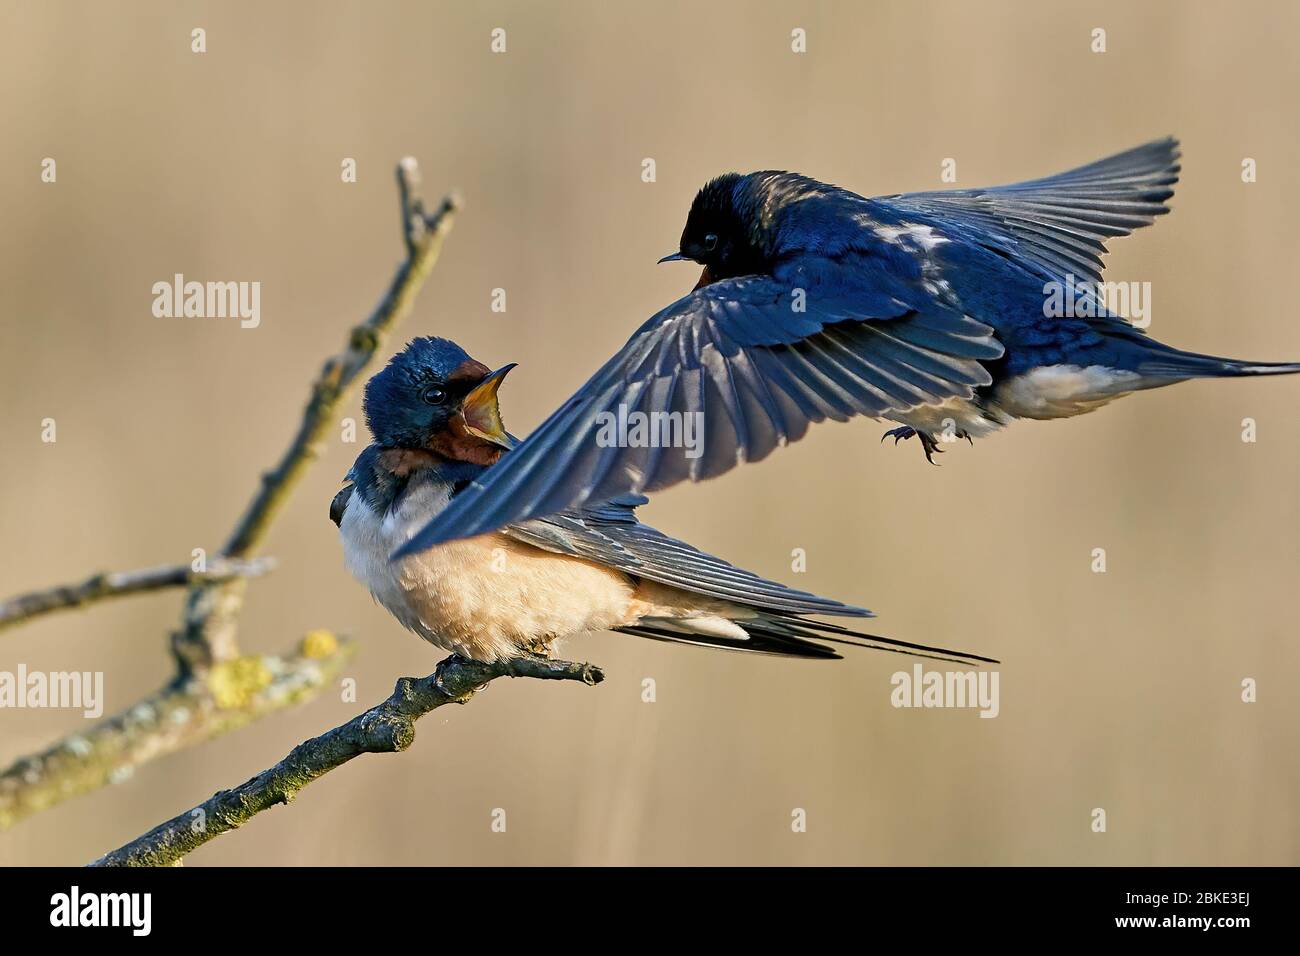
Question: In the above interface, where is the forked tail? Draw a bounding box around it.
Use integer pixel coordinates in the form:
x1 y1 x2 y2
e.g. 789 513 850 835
1137 348 1300 380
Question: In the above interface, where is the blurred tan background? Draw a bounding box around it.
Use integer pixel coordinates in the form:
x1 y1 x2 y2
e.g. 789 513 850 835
2 0 1298 866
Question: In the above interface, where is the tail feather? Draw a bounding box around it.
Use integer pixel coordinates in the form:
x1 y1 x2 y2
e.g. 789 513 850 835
770 616 999 665
616 623 844 660
617 615 998 666
1137 349 1300 380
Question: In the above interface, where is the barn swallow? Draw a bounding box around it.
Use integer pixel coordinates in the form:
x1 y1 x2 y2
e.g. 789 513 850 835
333 337 992 665
396 137 1300 551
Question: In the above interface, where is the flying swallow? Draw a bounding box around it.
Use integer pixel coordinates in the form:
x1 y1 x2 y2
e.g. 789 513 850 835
333 337 993 665
397 137 1299 552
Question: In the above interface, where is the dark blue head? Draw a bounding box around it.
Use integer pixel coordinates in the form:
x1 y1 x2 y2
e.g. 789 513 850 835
363 337 515 463
660 173 762 283
659 170 835 283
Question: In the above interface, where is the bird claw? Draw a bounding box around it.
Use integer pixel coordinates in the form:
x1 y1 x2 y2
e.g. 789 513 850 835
523 637 552 658
882 426 943 465
500 643 553 678
918 432 943 465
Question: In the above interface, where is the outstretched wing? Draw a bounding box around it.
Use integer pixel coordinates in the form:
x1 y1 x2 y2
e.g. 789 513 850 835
869 137 1180 285
395 264 1002 554
394 141 1175 553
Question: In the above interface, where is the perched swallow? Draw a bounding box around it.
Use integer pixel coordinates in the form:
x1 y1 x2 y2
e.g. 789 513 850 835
398 137 1300 551
333 337 992 665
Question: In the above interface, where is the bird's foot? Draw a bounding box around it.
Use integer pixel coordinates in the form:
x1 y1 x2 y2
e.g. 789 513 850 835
917 431 943 465
881 426 944 465
499 641 554 677
523 637 552 658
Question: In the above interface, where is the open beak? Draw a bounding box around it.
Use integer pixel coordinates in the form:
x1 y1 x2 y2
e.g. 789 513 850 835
459 364 517 450
657 252 689 264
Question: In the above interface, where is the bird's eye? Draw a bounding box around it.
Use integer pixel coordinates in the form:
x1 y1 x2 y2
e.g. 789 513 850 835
703 233 719 252
421 385 447 405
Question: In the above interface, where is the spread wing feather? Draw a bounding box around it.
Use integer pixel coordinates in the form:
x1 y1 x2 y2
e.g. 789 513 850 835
396 272 1001 554
870 136 1180 285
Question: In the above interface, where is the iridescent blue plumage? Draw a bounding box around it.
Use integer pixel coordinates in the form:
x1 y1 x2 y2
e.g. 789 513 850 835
399 138 1300 551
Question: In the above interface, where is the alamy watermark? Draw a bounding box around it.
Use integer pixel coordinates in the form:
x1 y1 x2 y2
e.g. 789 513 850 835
1043 273 1151 328
594 404 704 459
0 665 103 718
151 273 260 328
50 886 151 936
890 664 999 718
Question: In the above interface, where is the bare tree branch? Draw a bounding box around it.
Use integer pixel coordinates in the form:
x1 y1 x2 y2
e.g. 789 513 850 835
1 632 355 829
2 160 458 830
218 171 460 563
89 653 605 866
175 164 460 673
0 558 274 634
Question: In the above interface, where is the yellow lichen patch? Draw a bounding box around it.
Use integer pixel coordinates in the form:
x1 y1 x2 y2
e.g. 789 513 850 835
300 629 339 659
208 657 273 709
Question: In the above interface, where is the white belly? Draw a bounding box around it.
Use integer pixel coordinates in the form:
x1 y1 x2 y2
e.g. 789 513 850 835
991 364 1141 420
339 484 638 661
886 364 1144 437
